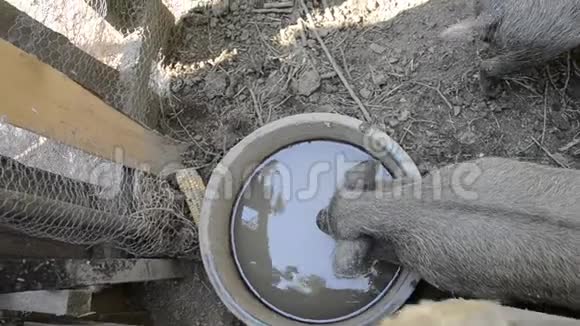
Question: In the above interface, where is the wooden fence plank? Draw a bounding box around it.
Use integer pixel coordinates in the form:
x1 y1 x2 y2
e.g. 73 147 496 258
0 289 92 316
0 39 185 175
0 259 186 294
0 0 125 116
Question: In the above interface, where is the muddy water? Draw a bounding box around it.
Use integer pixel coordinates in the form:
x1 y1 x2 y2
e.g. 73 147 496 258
231 140 400 323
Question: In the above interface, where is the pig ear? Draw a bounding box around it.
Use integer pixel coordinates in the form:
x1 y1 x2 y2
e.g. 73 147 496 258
342 159 378 191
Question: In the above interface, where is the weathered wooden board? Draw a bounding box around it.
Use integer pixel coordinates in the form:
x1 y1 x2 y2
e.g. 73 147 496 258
0 39 186 175
0 259 186 294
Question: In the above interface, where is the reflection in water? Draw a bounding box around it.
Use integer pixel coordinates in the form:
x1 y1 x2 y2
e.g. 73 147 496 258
232 141 399 323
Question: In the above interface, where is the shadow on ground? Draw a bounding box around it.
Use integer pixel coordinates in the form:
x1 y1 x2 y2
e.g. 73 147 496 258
139 0 580 324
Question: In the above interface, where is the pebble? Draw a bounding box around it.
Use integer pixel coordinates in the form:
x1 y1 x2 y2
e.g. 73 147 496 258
322 82 339 93
170 78 184 93
387 118 400 127
204 71 227 99
210 18 218 28
456 130 478 145
369 43 386 54
566 77 580 99
240 30 250 41
388 57 400 64
318 28 331 37
309 92 321 103
225 76 239 98
319 104 335 113
551 111 571 131
360 88 372 99
398 108 411 121
293 69 321 96
371 72 388 86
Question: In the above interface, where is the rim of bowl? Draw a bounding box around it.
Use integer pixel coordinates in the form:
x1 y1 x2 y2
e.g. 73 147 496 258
200 113 422 326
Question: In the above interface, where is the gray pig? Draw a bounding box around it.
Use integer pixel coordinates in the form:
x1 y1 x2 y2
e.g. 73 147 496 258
316 157 580 310
440 0 580 97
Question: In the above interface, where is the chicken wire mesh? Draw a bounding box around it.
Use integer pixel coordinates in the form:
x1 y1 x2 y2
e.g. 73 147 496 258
0 121 198 258
1 0 180 127
0 0 201 258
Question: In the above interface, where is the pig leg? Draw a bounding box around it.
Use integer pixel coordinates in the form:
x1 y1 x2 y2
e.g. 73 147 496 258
332 239 373 278
479 51 532 98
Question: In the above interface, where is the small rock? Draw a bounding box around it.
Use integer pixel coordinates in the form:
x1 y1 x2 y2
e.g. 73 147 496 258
371 72 388 86
226 23 235 30
194 135 203 141
387 118 400 127
551 111 571 130
388 57 400 64
307 39 317 48
398 108 411 121
240 30 250 41
360 88 372 99
318 28 331 37
566 77 580 99
230 1 239 11
204 71 227 99
456 130 478 145
239 94 247 101
211 2 228 16
370 43 386 54
225 75 240 98
309 92 321 103
428 46 435 54
293 69 321 96
453 106 462 116
322 82 339 93
170 78 184 93
319 104 335 112
475 101 487 111
210 18 218 28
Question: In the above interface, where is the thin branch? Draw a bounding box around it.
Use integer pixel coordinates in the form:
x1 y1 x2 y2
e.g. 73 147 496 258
541 83 548 144
249 86 265 126
413 81 454 112
531 137 569 168
297 0 372 122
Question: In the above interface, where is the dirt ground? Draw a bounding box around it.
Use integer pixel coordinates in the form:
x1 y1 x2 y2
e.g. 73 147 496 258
142 0 580 324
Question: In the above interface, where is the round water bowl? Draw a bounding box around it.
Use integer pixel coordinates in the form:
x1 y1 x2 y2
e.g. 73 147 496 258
200 113 421 325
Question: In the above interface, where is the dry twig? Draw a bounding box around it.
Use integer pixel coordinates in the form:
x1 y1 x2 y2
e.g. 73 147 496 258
531 137 569 168
340 47 352 80
253 8 294 13
541 83 548 144
413 81 454 112
264 1 294 8
559 138 580 152
249 86 265 126
297 0 372 122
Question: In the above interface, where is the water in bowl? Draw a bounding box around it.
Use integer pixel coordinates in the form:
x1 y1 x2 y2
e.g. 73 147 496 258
231 140 401 323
